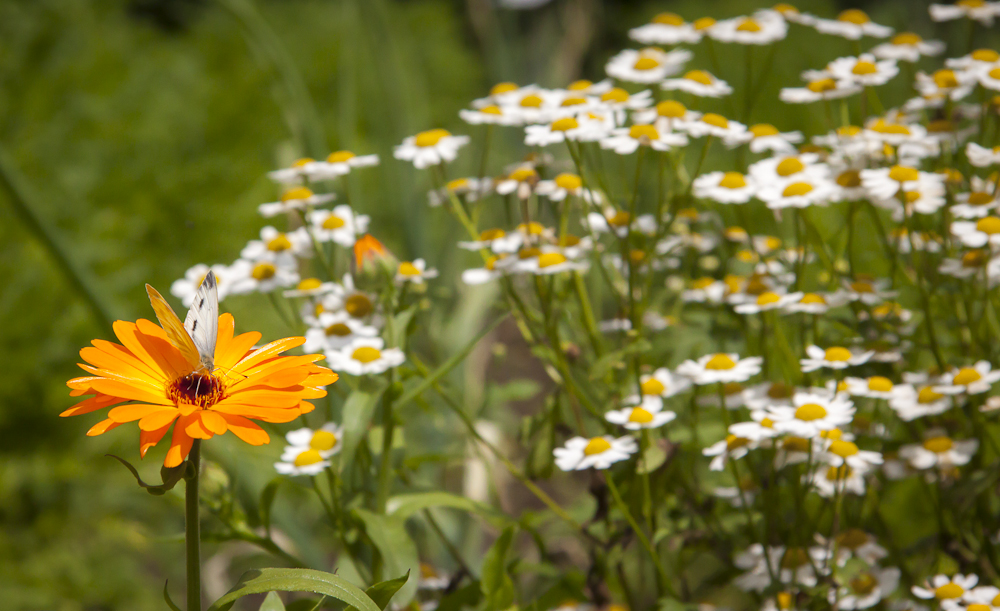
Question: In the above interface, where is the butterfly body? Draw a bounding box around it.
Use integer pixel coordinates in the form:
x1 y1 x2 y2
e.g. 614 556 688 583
146 272 219 379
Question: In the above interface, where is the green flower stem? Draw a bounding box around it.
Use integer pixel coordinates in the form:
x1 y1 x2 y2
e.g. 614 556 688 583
604 474 678 599
186 440 202 611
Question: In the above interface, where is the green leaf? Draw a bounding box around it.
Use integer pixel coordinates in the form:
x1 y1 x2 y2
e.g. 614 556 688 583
107 454 188 496
260 591 287 611
637 443 668 475
364 571 410 610
395 315 507 409
480 525 517 611
437 581 483 611
260 478 282 533
207 568 382 611
589 339 651 380
339 376 389 476
285 600 325 611
354 509 420 606
386 491 509 526
387 306 417 349
163 580 182 611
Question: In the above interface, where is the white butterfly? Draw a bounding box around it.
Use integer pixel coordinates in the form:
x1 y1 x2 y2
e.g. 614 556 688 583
146 271 219 374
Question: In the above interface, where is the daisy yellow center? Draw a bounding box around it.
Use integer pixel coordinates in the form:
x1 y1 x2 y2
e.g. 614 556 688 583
167 372 225 408
628 407 655 424
485 255 500 271
993 594 1000 607
836 170 862 188
824 346 852 362
584 437 612 456
976 216 1000 234
551 117 579 132
851 281 873 293
282 186 313 202
490 82 518 95
776 592 794 610
963 249 990 267
719 172 747 189
848 574 877 596
959 0 985 7
934 69 959 89
630 124 659 140
873 121 911 135
653 12 684 25
826 465 853 480
555 173 582 190
399 262 421 276
892 32 923 45
693 17 716 30
345 294 373 317
821 428 843 440
294 449 324 467
760 417 775 428
297 278 322 291
520 94 543 108
829 439 859 458
252 262 276 281
327 150 355 163
480 105 503 115
684 70 714 85
968 605 991 611
852 61 878 75
757 291 781 306
559 235 581 247
509 167 538 182
560 96 587 107
420 563 439 579
973 49 1000 62
784 436 809 452
736 249 756 263
776 157 805 176
737 18 762 32
924 436 954 453
415 129 451 147
800 293 826 304
990 69 1000 82
868 376 893 392
518 247 542 260
726 434 750 451
768 382 793 399
904 191 921 204
838 9 869 24
750 124 779 137
808 78 837 93
630 249 646 263
292 157 314 167
518 221 546 234
447 178 470 191
702 113 729 128
934 583 964 600
705 353 737 370
692 277 715 289
538 252 568 268
657 100 687 117
310 430 338 451
641 378 666 395
891 165 920 183
953 366 982 384
634 57 661 71
568 79 592 91
352 346 383 363
267 234 292 251
480 228 505 240
322 214 346 229
602 88 630 103
781 548 810 569
795 403 828 421
918 387 944 403
325 323 352 337
783 182 814 197
608 211 631 226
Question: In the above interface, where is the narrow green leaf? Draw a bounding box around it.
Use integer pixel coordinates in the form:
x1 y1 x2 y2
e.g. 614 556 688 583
480 525 517 611
106 454 187 496
285 599 325 611
387 306 417 349
339 376 389 476
364 571 410 610
260 591 287 611
386 491 509 527
354 510 420 606
437 581 483 611
395 315 507 409
207 568 381 611
163 580 182 611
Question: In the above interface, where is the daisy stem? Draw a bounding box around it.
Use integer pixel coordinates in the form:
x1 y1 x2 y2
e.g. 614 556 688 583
688 136 714 196
185 440 202 611
604 473 677 599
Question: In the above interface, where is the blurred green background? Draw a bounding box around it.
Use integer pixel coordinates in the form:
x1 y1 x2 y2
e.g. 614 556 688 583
0 0 982 608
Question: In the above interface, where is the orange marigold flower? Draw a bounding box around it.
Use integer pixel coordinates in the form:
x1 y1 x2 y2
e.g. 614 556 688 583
353 233 390 268
63 312 338 467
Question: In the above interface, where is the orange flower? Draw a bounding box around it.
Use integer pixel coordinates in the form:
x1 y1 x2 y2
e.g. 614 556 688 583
353 233 390 268
63 313 338 467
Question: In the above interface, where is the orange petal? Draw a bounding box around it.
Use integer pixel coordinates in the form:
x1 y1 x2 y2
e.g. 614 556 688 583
87 419 123 436
185 416 215 439
218 414 270 445
89 339 167 383
222 389 305 408
233 337 306 372
140 421 174 458
216 331 261 372
114 320 190 381
298 400 316 414
61 394 123 417
138 409 181 432
109 403 174 423
212 403 302 423
200 410 228 435
164 415 196 467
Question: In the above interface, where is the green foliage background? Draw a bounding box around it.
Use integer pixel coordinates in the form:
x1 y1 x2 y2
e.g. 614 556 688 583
0 0 982 608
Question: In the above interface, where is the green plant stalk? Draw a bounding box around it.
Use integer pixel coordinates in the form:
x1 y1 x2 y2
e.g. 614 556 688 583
604 474 677 599
376 374 397 514
186 440 202 611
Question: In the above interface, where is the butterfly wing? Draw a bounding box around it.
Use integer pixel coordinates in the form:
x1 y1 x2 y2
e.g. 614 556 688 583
146 283 201 371
184 271 218 371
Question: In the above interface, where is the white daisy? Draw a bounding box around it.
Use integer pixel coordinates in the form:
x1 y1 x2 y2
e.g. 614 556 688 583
393 129 470 169
676 353 763 385
809 463 867 497
888 384 952 421
784 291 851 314
935 361 1000 394
305 151 380 180
258 186 336 218
605 404 676 430
274 448 331 476
734 290 803 314
680 113 749 140
732 123 803 154
227 255 299 296
553 435 638 470
459 104 520 126
812 9 893 39
600 123 688 155
461 255 506 285
861 165 945 200
871 33 946 62
706 12 788 45
826 54 899 87
693 171 758 204
628 12 702 45
951 216 1000 247
171 263 234 307
967 142 1000 167
282 423 343 459
396 259 439 284
325 337 406 376
661 70 733 98
800 345 875 372
309 205 369 247
604 47 691 84
428 177 494 207
304 311 379 353
843 376 897 400
912 574 980 601
780 78 862 103
757 178 836 209
535 173 601 203
768 392 856 438
703 434 755 471
819 438 883 473
899 432 979 470
930 1 1000 25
